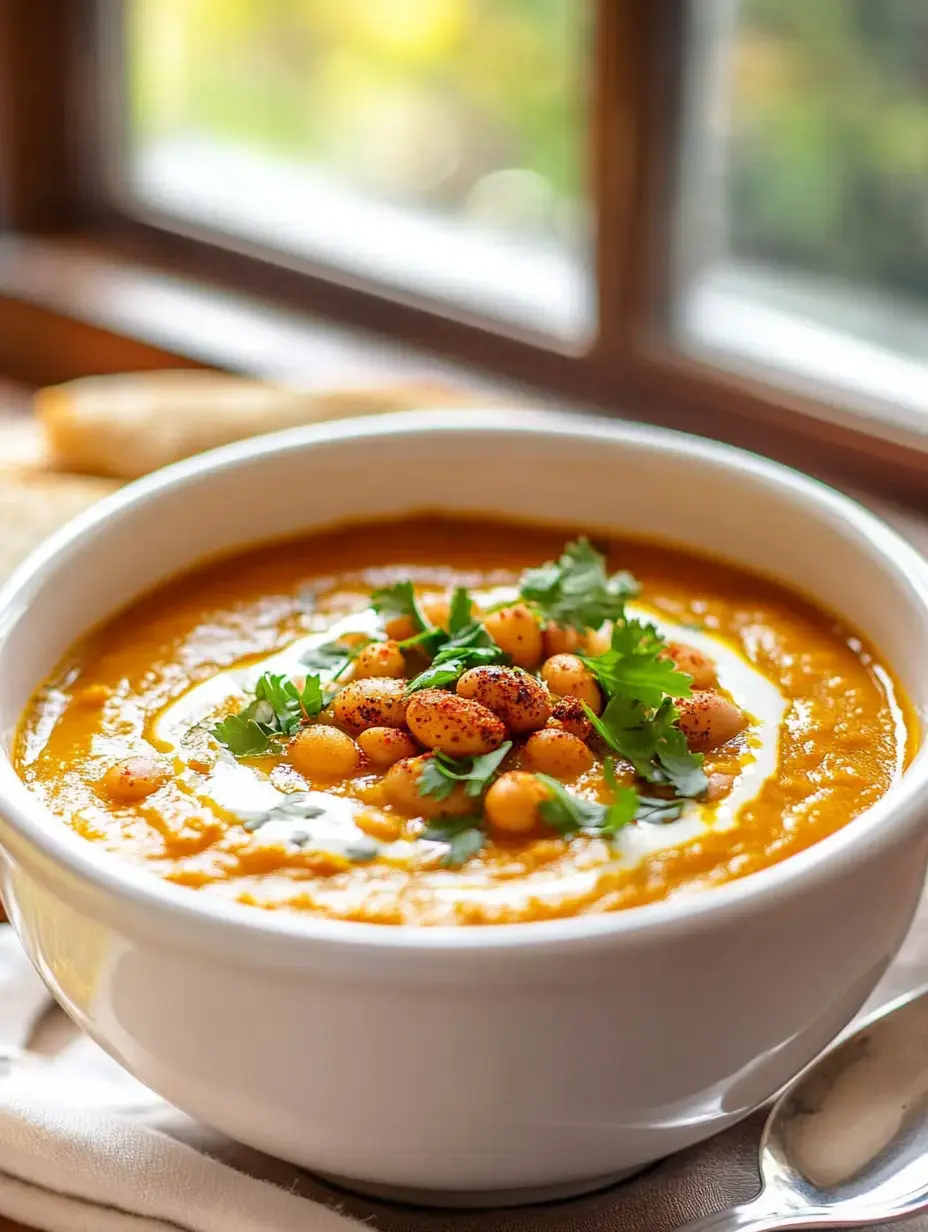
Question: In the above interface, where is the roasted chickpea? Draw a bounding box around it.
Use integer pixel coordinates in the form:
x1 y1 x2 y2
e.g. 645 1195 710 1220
456 665 551 733
352 639 405 680
484 771 549 835
383 756 473 818
584 626 612 657
675 692 746 752
357 726 419 768
333 677 408 733
420 595 452 630
289 725 361 780
482 603 544 670
541 622 582 658
540 653 603 715
406 689 507 757
523 728 594 781
384 615 417 641
548 694 593 740
662 642 718 690
98 755 167 804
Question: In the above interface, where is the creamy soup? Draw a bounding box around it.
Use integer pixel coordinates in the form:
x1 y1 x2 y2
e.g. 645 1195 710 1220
15 517 913 926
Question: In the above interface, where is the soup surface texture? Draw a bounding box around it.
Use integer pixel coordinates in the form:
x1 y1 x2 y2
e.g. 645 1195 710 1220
16 517 911 926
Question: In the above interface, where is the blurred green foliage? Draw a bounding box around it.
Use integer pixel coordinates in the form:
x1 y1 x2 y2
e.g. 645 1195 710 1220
129 0 585 230
130 0 928 299
732 0 928 298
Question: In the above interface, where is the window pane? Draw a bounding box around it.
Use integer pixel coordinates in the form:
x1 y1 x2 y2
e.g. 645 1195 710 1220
124 0 592 342
673 1 928 430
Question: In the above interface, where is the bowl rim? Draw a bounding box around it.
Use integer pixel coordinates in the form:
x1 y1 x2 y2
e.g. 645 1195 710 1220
2 407 927 958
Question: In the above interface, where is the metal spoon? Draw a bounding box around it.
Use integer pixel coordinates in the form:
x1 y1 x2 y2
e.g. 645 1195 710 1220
681 982 928 1231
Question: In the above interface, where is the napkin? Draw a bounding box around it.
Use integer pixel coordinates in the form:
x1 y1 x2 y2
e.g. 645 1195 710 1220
3 899 928 1232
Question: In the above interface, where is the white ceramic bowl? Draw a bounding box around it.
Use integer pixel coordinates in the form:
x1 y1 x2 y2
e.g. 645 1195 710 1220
0 410 927 1204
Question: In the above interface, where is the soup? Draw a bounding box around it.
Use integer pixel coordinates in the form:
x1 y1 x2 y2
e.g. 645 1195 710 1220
15 516 912 926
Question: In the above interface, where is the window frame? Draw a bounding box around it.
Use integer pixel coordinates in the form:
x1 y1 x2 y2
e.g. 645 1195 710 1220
1 0 927 503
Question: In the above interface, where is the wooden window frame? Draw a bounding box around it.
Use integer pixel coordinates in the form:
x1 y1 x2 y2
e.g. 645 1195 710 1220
0 0 927 504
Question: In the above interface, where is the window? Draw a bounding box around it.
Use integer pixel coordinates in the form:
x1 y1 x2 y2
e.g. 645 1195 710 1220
124 0 593 342
1 0 926 496
674 0 928 433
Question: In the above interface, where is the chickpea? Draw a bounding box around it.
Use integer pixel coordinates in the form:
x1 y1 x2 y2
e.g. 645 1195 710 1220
456 665 551 733
541 622 582 658
98 755 167 804
406 689 507 757
548 695 593 740
384 756 473 818
540 653 603 715
420 596 451 630
333 677 408 733
384 615 417 641
662 642 718 690
289 725 361 781
357 726 419 768
484 771 549 836
523 728 594 782
584 626 612 657
352 640 405 680
482 604 544 670
675 692 746 753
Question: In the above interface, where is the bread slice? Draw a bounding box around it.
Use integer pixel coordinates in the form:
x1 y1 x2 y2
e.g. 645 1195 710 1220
0 469 119 583
35 371 490 480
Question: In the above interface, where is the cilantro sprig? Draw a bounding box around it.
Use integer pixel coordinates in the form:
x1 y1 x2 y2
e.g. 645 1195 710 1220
519 538 639 632
421 818 486 867
405 587 509 692
537 770 638 839
211 671 324 757
585 695 707 797
418 742 513 801
300 635 374 679
581 620 693 706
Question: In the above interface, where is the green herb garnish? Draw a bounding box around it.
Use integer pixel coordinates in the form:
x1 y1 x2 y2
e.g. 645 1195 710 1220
404 586 507 692
237 795 327 832
421 818 486 868
211 715 276 757
580 619 693 707
211 671 325 756
585 695 707 797
519 538 639 632
300 636 374 679
537 773 638 839
371 581 430 632
418 742 513 801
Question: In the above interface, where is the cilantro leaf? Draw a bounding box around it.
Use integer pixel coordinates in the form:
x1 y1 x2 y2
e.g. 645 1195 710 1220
519 538 639 632
253 671 324 735
211 715 276 757
406 619 508 693
635 796 686 824
581 619 693 707
421 818 486 868
210 671 325 757
448 586 473 635
584 696 707 798
371 581 430 632
537 773 637 839
418 742 513 801
300 636 373 678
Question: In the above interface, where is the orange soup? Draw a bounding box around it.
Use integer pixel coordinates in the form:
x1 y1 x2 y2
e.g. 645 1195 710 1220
15 517 912 926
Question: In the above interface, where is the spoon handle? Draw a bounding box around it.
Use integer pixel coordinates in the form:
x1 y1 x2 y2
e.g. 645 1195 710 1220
677 1197 790 1232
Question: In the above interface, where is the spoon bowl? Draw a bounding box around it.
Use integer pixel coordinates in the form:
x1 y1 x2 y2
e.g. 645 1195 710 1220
683 982 928 1231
